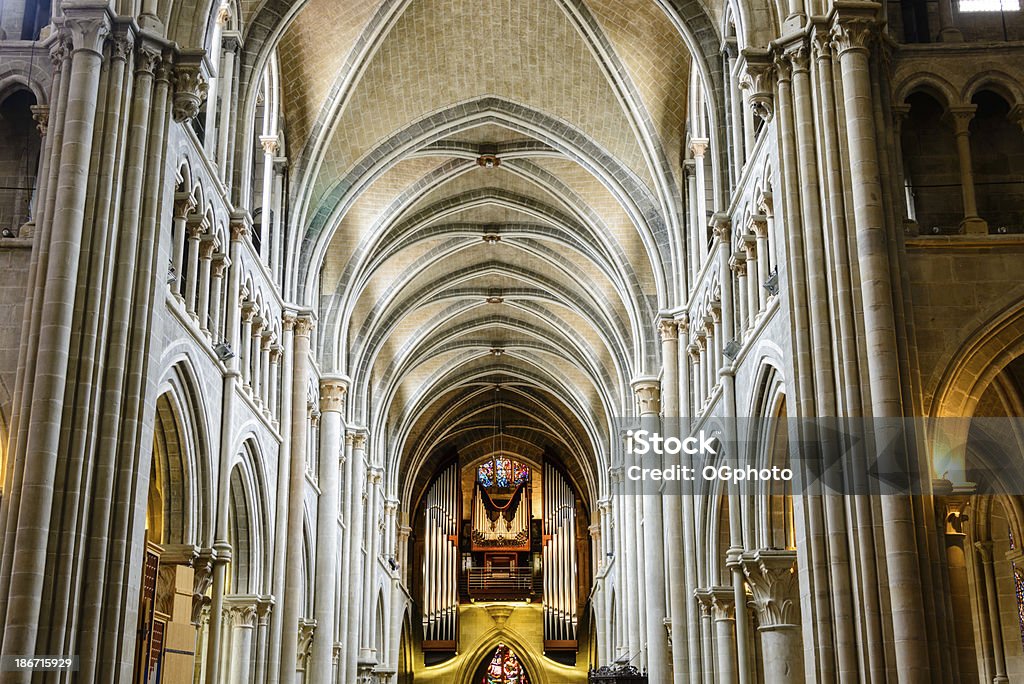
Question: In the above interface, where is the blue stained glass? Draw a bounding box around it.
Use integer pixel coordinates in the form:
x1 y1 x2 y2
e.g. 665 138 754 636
478 462 494 488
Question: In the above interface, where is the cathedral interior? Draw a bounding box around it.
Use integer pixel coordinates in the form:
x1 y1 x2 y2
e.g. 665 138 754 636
0 0 1023 682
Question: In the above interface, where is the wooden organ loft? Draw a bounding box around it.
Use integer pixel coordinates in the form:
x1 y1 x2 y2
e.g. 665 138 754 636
416 455 585 658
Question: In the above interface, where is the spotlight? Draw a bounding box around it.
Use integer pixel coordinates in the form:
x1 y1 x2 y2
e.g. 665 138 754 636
214 342 235 361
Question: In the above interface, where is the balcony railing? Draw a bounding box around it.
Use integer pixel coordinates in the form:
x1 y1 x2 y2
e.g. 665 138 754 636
465 566 535 600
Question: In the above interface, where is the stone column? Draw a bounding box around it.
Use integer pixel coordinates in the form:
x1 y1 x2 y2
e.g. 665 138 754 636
742 550 802 682
226 597 258 684
691 139 710 267
947 106 988 234
184 217 206 317
279 314 314 684
210 253 228 341
833 11 932 677
744 237 762 315
688 343 702 410
258 135 279 261
634 378 669 683
216 34 239 177
254 598 273 684
730 255 748 335
0 9 109 667
239 302 255 390
974 541 1009 682
750 216 769 299
696 588 738 684
310 375 347 683
268 345 282 424
345 432 369 682
250 317 265 403
267 313 294 683
397 524 412 587
260 331 272 410
660 320 688 683
197 236 216 334
171 193 196 301
937 0 963 42
337 432 355 672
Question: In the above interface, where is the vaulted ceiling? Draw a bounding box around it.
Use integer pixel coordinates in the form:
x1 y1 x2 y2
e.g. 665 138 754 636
244 0 716 507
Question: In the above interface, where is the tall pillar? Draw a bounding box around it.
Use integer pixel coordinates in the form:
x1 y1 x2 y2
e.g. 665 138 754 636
345 432 369 683
258 135 279 261
216 35 239 177
278 314 314 684
833 10 932 677
255 598 273 684
337 432 355 672
259 331 272 410
267 313 294 683
947 106 988 235
250 317 264 403
634 378 670 683
660 320 688 683
975 541 1009 682
730 255 748 335
197 236 215 334
743 550 802 682
310 376 347 683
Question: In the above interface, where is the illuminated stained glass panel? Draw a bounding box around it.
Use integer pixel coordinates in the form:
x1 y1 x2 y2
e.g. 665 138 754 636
1015 564 1024 651
483 644 530 684
478 462 495 488
477 459 530 488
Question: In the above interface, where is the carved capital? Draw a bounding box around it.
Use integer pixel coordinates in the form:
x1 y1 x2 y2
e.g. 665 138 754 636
260 135 280 156
49 37 71 70
212 253 230 277
319 377 349 413
186 217 209 239
199 236 217 259
240 301 258 324
269 344 283 364
784 43 811 74
711 213 732 242
945 105 977 136
294 315 315 338
729 254 747 277
757 190 774 217
632 378 661 416
831 6 879 56
62 11 111 56
749 214 769 238
135 47 161 75
225 598 258 628
174 192 197 220
742 549 799 629
110 32 133 63
172 57 209 123
658 319 678 341
695 587 737 622
689 137 709 158
741 48 773 123
353 433 368 450
282 312 297 331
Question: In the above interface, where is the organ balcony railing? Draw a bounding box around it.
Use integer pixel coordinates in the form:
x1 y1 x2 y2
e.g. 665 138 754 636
464 566 538 601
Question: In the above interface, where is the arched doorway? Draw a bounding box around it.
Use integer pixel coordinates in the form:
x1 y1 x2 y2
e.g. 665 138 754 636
470 643 532 684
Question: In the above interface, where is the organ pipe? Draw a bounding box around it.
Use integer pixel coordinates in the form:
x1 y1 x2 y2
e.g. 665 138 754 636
543 462 577 646
422 463 459 647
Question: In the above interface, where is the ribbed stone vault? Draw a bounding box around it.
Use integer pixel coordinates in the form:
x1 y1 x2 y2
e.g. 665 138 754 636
220 0 720 512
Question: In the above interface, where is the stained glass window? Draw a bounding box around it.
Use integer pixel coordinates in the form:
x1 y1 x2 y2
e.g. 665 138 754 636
1015 565 1024 651
478 461 495 488
482 644 529 684
477 459 529 488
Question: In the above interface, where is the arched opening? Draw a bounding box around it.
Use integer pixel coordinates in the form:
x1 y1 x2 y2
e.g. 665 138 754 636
134 391 203 684
970 89 1024 233
901 90 961 234
0 88 40 235
471 643 532 684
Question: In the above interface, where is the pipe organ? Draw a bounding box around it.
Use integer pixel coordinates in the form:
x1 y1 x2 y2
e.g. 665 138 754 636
471 482 531 550
422 462 459 650
543 462 577 651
